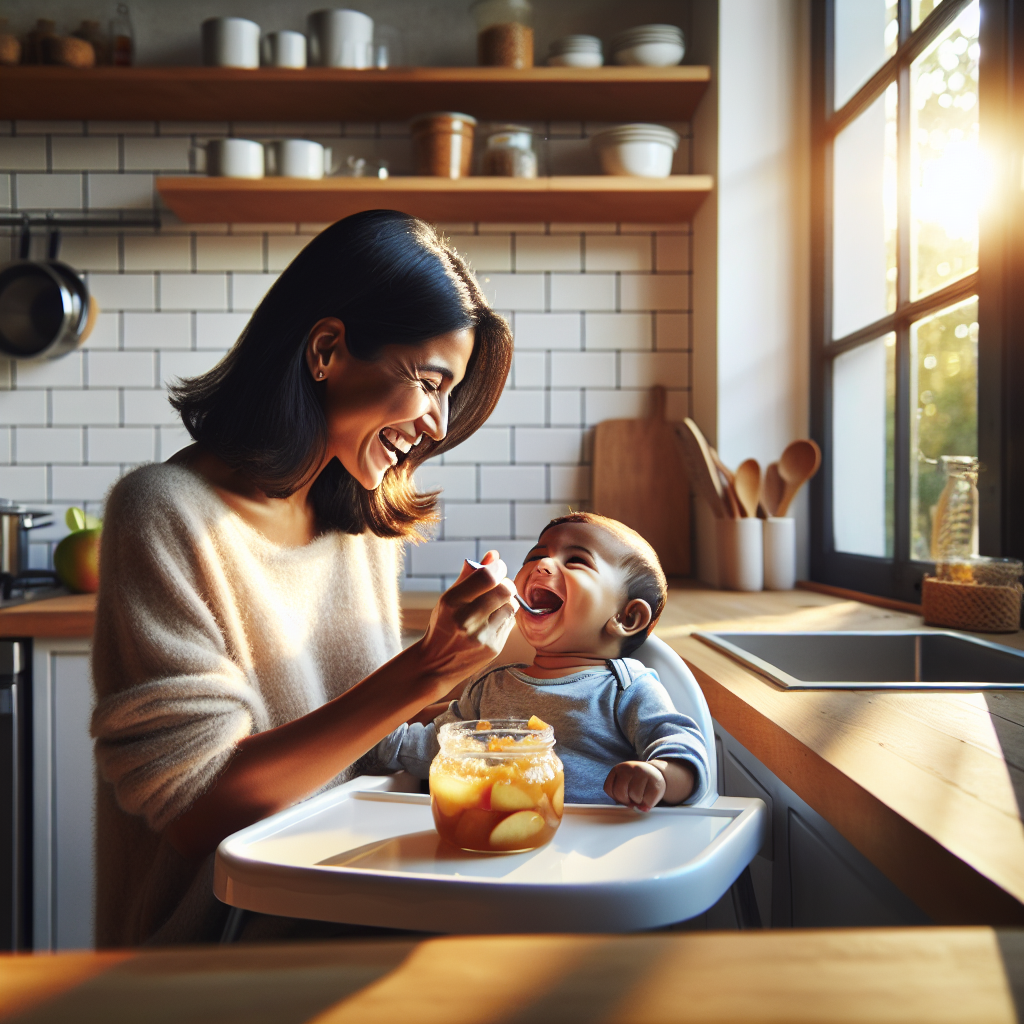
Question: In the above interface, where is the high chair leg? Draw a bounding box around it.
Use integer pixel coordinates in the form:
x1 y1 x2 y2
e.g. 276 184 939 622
730 866 762 929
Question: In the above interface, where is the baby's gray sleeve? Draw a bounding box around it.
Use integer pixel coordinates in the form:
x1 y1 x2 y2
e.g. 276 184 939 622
366 722 440 779
617 670 712 805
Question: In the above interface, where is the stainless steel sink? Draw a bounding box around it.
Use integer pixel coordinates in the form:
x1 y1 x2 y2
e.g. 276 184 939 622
694 631 1024 690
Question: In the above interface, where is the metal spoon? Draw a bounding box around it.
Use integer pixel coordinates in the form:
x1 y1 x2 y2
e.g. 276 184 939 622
466 559 547 615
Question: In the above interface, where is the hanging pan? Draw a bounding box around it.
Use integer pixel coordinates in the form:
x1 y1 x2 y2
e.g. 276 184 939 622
0 227 99 361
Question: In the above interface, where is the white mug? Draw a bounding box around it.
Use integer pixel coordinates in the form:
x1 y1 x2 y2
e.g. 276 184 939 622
308 8 374 68
266 139 335 179
263 30 307 68
199 139 265 178
202 17 261 68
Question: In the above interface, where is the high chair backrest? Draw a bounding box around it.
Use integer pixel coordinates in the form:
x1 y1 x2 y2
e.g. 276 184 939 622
633 633 718 804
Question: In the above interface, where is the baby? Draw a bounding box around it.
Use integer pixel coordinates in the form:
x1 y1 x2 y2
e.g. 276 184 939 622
373 512 710 810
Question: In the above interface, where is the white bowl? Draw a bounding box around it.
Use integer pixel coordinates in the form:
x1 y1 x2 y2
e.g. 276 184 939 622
591 124 679 177
614 24 683 41
548 51 604 67
613 40 685 66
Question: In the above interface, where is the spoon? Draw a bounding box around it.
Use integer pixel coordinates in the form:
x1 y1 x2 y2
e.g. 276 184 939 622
762 462 784 517
466 559 547 615
675 418 727 518
775 439 822 516
733 458 761 518
709 448 741 519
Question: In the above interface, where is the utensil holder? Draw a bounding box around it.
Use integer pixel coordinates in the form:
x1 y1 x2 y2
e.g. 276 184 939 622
716 517 763 592
763 517 796 590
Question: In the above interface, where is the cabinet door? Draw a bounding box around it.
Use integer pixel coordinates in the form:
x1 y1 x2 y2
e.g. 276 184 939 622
32 639 95 950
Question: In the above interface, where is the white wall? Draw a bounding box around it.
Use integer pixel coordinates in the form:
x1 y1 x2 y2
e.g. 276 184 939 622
714 0 811 576
0 118 695 589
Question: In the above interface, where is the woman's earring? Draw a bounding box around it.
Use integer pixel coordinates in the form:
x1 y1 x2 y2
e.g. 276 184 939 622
316 370 325 379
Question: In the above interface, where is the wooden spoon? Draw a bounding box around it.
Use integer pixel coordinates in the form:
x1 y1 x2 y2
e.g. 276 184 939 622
733 458 761 518
709 447 741 518
775 439 822 516
762 462 784 517
674 418 727 518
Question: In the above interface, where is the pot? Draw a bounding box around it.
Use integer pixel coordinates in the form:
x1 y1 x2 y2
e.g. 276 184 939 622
0 502 59 599
0 258 98 361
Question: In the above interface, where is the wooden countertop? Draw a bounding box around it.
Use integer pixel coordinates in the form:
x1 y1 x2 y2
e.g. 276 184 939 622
0 591 438 639
7 583 1023 924
654 583 1024 926
1 929 1021 1023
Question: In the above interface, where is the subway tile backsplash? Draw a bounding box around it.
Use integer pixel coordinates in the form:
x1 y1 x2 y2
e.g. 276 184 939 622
0 119 693 589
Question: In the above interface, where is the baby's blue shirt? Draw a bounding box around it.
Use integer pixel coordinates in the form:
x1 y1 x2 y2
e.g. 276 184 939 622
369 659 711 805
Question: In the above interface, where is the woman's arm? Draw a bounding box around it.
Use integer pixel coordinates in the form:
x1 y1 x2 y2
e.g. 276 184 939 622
165 553 518 858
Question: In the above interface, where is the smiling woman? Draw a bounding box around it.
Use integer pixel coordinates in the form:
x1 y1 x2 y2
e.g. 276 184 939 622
89 211 517 947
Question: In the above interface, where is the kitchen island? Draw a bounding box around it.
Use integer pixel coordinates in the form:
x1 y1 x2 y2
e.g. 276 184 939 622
3 583 1022 941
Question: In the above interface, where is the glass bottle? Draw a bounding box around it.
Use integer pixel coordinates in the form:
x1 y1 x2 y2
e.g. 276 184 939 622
930 455 979 564
110 4 134 67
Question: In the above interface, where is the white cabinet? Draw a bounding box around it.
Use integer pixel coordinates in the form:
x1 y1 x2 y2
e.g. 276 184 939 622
31 637 95 950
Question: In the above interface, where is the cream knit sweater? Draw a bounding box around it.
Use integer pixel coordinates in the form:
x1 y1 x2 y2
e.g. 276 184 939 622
91 462 403 946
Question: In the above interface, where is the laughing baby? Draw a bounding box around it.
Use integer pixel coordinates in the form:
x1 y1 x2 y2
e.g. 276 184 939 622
373 512 711 810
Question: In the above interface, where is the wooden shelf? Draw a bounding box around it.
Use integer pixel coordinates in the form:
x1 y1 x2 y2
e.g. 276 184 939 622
0 65 710 123
155 174 714 224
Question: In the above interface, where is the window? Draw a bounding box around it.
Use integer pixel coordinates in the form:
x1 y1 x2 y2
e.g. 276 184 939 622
810 0 1024 602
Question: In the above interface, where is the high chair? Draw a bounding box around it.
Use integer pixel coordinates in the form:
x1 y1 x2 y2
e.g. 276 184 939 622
215 637 767 939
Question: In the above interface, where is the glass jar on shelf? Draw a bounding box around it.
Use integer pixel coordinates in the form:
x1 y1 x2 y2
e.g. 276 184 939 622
472 0 533 69
482 124 537 177
429 719 564 853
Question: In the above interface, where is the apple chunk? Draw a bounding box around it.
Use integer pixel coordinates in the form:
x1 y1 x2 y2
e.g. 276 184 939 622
431 774 487 817
527 715 549 731
489 810 545 850
536 793 560 828
490 781 536 812
552 784 564 816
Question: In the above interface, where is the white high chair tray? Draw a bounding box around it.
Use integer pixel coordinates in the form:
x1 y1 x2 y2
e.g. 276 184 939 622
214 775 767 932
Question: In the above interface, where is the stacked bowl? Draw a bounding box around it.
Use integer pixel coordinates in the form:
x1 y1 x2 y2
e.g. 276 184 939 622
590 123 679 178
611 24 685 66
547 34 603 67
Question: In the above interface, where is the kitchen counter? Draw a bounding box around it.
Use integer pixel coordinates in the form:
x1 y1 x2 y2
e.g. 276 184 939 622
5 584 1022 924
1 929 1021 1023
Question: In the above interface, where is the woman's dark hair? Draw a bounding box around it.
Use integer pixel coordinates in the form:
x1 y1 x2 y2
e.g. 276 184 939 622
538 512 667 657
169 210 512 539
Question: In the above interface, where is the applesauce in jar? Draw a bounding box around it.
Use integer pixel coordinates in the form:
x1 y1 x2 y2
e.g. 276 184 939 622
430 719 564 853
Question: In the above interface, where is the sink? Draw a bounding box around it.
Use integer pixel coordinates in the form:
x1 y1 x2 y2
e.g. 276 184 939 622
693 631 1024 690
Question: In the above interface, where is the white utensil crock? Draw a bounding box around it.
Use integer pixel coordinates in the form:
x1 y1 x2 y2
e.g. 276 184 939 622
202 17 261 68
308 9 374 68
266 139 333 179
199 139 265 178
263 30 307 68
717 517 764 592
763 517 797 590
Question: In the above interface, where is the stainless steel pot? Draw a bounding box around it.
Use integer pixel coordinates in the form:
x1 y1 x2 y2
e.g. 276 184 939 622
0 259 96 361
0 502 58 599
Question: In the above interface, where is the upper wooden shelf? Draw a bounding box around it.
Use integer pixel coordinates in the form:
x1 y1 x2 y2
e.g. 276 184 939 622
0 65 710 123
155 174 714 224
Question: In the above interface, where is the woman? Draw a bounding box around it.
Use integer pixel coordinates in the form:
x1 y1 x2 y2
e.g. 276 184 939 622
91 211 516 945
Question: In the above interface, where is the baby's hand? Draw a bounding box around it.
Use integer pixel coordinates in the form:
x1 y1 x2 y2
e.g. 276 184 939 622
603 760 667 812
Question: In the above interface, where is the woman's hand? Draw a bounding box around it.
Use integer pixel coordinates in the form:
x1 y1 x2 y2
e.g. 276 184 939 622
414 550 519 690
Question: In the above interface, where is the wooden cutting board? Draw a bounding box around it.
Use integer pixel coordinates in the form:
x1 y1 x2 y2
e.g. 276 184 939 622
591 386 690 576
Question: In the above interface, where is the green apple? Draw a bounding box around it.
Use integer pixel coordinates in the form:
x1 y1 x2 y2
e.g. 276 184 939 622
54 506 102 593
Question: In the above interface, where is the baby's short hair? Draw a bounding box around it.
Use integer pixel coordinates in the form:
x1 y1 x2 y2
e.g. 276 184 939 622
538 511 667 657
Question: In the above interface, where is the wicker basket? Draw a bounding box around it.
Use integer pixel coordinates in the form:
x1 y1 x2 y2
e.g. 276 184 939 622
921 575 1023 633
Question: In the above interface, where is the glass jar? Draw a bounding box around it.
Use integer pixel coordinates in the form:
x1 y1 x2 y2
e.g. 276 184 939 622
430 719 564 853
930 455 979 562
410 112 477 178
482 125 537 178
472 0 533 69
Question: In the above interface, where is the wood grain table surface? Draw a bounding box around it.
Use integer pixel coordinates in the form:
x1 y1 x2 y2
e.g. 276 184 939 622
1 929 1021 1023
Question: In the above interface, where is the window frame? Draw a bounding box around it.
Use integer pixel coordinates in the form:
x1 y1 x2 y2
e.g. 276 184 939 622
810 0 1024 603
